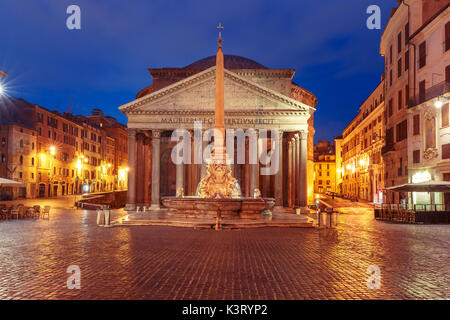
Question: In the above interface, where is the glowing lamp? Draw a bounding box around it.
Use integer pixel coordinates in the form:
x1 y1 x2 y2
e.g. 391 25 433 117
435 100 443 109
412 171 431 184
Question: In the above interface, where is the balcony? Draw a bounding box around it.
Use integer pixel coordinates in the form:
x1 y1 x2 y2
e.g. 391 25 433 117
408 81 450 108
381 144 395 155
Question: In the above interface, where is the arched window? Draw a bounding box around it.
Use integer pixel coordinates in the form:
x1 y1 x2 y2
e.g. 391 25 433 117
32 142 35 150
20 139 23 148
20 155 23 165
1 154 5 163
1 137 5 147
31 157 35 166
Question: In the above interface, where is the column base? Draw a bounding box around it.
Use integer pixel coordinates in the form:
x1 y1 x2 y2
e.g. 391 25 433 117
149 204 161 211
295 207 311 215
125 203 136 211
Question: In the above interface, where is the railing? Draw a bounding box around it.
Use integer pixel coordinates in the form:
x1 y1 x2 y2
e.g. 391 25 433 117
381 144 395 155
408 81 450 108
374 203 450 223
374 203 448 212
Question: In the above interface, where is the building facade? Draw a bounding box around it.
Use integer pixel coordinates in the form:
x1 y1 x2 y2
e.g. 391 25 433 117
380 0 449 204
0 96 127 199
313 141 336 194
340 81 385 203
0 124 37 200
405 4 450 206
334 135 343 194
87 109 129 190
120 53 318 211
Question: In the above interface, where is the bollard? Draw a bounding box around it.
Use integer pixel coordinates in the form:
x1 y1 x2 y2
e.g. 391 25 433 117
331 211 338 227
96 209 103 225
320 211 329 227
104 209 111 226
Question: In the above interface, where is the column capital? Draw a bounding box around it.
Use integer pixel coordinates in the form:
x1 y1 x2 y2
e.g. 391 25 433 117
299 130 308 140
152 130 161 139
276 130 284 140
127 128 137 137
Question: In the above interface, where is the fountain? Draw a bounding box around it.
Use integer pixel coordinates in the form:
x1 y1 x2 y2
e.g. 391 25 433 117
161 26 275 220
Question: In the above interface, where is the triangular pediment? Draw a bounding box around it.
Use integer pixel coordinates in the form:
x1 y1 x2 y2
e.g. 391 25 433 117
119 66 313 114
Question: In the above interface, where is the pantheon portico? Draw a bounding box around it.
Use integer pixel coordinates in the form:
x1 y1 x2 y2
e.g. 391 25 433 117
119 54 317 212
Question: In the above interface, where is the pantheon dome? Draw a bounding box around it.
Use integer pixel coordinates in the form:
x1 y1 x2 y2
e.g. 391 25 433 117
183 55 267 70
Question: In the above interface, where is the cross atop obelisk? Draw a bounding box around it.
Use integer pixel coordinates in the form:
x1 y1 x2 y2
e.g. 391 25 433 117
217 22 224 40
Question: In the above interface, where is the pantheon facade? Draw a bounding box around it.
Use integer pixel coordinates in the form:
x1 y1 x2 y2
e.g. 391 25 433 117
119 54 317 211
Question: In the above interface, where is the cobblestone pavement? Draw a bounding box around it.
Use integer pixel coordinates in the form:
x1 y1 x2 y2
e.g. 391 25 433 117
0 198 449 299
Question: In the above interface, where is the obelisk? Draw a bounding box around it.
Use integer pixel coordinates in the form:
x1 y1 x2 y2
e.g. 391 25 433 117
197 23 240 199
213 23 226 162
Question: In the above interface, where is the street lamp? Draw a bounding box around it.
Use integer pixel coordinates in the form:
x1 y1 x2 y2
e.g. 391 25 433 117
434 96 449 109
0 70 7 97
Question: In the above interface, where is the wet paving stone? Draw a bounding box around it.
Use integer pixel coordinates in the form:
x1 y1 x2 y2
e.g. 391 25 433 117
0 204 448 300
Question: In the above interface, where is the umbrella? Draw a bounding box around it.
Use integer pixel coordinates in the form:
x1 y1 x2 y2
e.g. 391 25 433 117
0 178 26 187
384 180 450 192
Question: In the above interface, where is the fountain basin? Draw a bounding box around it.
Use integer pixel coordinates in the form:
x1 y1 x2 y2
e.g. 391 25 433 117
161 196 275 220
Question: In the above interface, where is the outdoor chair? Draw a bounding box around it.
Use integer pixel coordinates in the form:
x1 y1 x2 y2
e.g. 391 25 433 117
406 209 415 223
41 206 51 219
386 205 393 221
25 207 35 218
398 205 406 222
11 206 21 220
32 205 41 219
0 205 8 220
4 206 13 220
381 205 387 220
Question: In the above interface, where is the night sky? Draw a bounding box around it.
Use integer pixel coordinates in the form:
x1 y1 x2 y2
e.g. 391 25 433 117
0 0 395 143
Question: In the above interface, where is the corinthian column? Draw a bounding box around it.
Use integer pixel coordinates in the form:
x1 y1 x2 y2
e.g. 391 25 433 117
150 130 161 210
274 130 283 207
299 130 308 208
143 135 150 206
125 129 136 211
288 137 293 207
295 134 300 207
250 131 259 196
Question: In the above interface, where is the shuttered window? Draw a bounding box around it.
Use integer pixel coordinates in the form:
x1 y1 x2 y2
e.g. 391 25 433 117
419 41 426 69
443 143 450 160
413 114 420 135
446 22 450 52
442 103 449 128
419 80 426 103
413 150 420 164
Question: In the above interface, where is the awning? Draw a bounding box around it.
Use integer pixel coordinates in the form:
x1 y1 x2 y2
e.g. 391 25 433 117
385 180 450 192
0 178 26 188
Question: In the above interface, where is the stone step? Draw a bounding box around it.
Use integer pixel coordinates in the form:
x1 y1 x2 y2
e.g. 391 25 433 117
119 218 314 229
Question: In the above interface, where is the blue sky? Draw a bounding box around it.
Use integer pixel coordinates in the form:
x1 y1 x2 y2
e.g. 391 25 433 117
0 0 395 143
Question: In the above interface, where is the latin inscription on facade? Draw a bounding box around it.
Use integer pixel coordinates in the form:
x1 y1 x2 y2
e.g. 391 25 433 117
160 117 276 126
